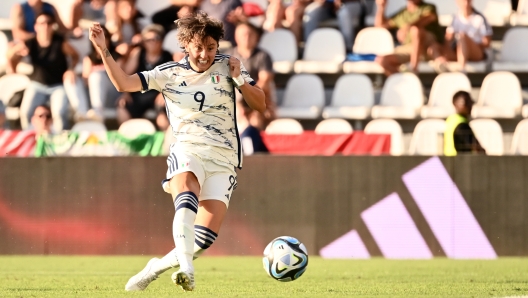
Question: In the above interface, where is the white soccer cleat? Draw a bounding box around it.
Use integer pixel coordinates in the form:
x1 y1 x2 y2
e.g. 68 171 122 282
171 268 195 292
125 258 160 291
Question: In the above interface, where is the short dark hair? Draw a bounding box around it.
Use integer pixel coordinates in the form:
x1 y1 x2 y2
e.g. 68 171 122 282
35 11 56 24
236 22 264 38
175 11 224 49
452 90 472 104
34 104 51 115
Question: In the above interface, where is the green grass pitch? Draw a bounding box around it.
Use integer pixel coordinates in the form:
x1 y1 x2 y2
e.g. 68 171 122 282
0 256 527 297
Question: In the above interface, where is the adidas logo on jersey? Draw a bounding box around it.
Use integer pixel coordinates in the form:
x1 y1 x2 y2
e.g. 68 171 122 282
179 81 187 87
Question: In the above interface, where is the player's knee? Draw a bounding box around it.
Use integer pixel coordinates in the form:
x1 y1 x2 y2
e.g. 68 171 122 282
194 225 218 251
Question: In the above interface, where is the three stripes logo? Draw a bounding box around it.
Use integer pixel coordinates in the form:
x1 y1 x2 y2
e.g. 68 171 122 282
320 157 497 260
179 81 187 87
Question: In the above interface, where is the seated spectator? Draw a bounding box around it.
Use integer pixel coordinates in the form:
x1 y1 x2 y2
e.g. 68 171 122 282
8 12 86 132
105 0 144 56
10 0 68 42
303 0 364 52
30 104 53 137
200 0 247 46
436 0 492 72
117 24 172 129
237 99 268 155
374 0 443 75
263 0 307 43
444 91 485 156
226 22 276 129
82 25 123 121
151 0 200 34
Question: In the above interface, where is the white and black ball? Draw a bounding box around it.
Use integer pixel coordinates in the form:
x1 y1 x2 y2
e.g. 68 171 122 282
262 236 308 282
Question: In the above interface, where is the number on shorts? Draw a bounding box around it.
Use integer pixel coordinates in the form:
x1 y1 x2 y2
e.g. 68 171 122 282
194 91 206 111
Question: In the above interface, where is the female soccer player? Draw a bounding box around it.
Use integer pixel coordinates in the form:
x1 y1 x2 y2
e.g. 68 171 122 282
88 12 265 292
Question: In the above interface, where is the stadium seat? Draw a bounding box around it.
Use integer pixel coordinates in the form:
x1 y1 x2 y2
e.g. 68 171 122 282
322 74 374 119
0 0 22 29
493 28 528 72
342 28 394 74
364 119 405 155
371 72 424 119
163 29 183 54
71 121 107 132
259 29 298 74
293 28 345 73
510 0 528 25
118 119 156 139
276 74 325 119
408 119 446 156
469 119 504 155
365 0 406 26
473 0 512 26
136 0 171 19
510 119 528 155
314 119 353 134
0 74 30 121
265 118 304 134
421 72 472 119
472 71 522 119
0 31 8 74
426 0 459 26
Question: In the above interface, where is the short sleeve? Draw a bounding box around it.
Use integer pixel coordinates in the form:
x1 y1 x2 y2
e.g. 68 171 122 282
388 10 403 28
239 61 256 86
479 15 493 37
137 66 169 93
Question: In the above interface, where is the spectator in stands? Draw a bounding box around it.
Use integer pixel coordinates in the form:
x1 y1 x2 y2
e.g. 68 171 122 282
444 91 485 156
105 0 144 56
263 0 307 43
200 0 247 46
10 0 68 42
237 99 269 154
8 12 84 132
303 0 364 52
151 0 200 34
374 0 443 75
436 0 492 72
226 22 276 129
117 24 172 129
30 104 53 136
83 25 123 121
70 0 108 36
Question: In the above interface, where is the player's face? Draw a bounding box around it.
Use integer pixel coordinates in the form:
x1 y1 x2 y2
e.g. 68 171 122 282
186 36 218 72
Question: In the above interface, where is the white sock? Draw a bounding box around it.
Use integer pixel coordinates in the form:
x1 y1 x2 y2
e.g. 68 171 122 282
153 225 218 274
172 191 199 272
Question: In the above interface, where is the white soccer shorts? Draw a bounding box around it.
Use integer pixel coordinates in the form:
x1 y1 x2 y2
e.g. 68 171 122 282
162 145 238 208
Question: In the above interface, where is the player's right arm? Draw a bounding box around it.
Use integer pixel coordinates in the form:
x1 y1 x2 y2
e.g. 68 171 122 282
88 23 142 92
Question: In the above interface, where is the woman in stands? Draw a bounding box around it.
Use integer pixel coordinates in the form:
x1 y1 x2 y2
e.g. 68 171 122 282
437 0 492 72
89 11 265 292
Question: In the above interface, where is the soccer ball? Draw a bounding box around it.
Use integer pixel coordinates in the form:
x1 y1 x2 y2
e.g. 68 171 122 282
262 236 308 282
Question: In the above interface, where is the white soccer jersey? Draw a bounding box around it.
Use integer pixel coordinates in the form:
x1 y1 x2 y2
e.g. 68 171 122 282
138 54 255 168
447 10 493 44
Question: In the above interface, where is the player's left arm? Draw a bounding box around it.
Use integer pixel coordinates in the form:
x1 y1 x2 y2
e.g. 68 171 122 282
229 56 266 113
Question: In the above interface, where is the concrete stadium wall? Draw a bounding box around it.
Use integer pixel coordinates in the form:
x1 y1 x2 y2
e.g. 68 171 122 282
0 156 526 257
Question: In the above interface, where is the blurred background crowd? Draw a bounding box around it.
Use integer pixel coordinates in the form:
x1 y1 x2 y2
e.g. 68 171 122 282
0 0 528 156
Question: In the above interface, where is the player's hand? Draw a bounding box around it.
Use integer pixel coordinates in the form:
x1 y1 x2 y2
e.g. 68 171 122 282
376 0 387 9
88 23 106 51
229 56 241 78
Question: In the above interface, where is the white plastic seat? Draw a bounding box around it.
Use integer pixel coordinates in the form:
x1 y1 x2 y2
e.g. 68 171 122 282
493 28 528 72
371 72 424 119
511 0 528 25
294 28 345 73
472 71 522 119
0 74 31 121
136 0 171 19
259 29 297 74
118 119 157 139
510 119 528 155
276 74 325 119
469 119 504 155
364 119 404 155
426 0 459 26
265 118 304 134
473 0 512 26
421 72 472 119
408 119 446 155
0 0 20 28
365 0 406 26
343 28 394 74
314 119 353 134
163 29 183 54
322 74 374 119
71 121 107 132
